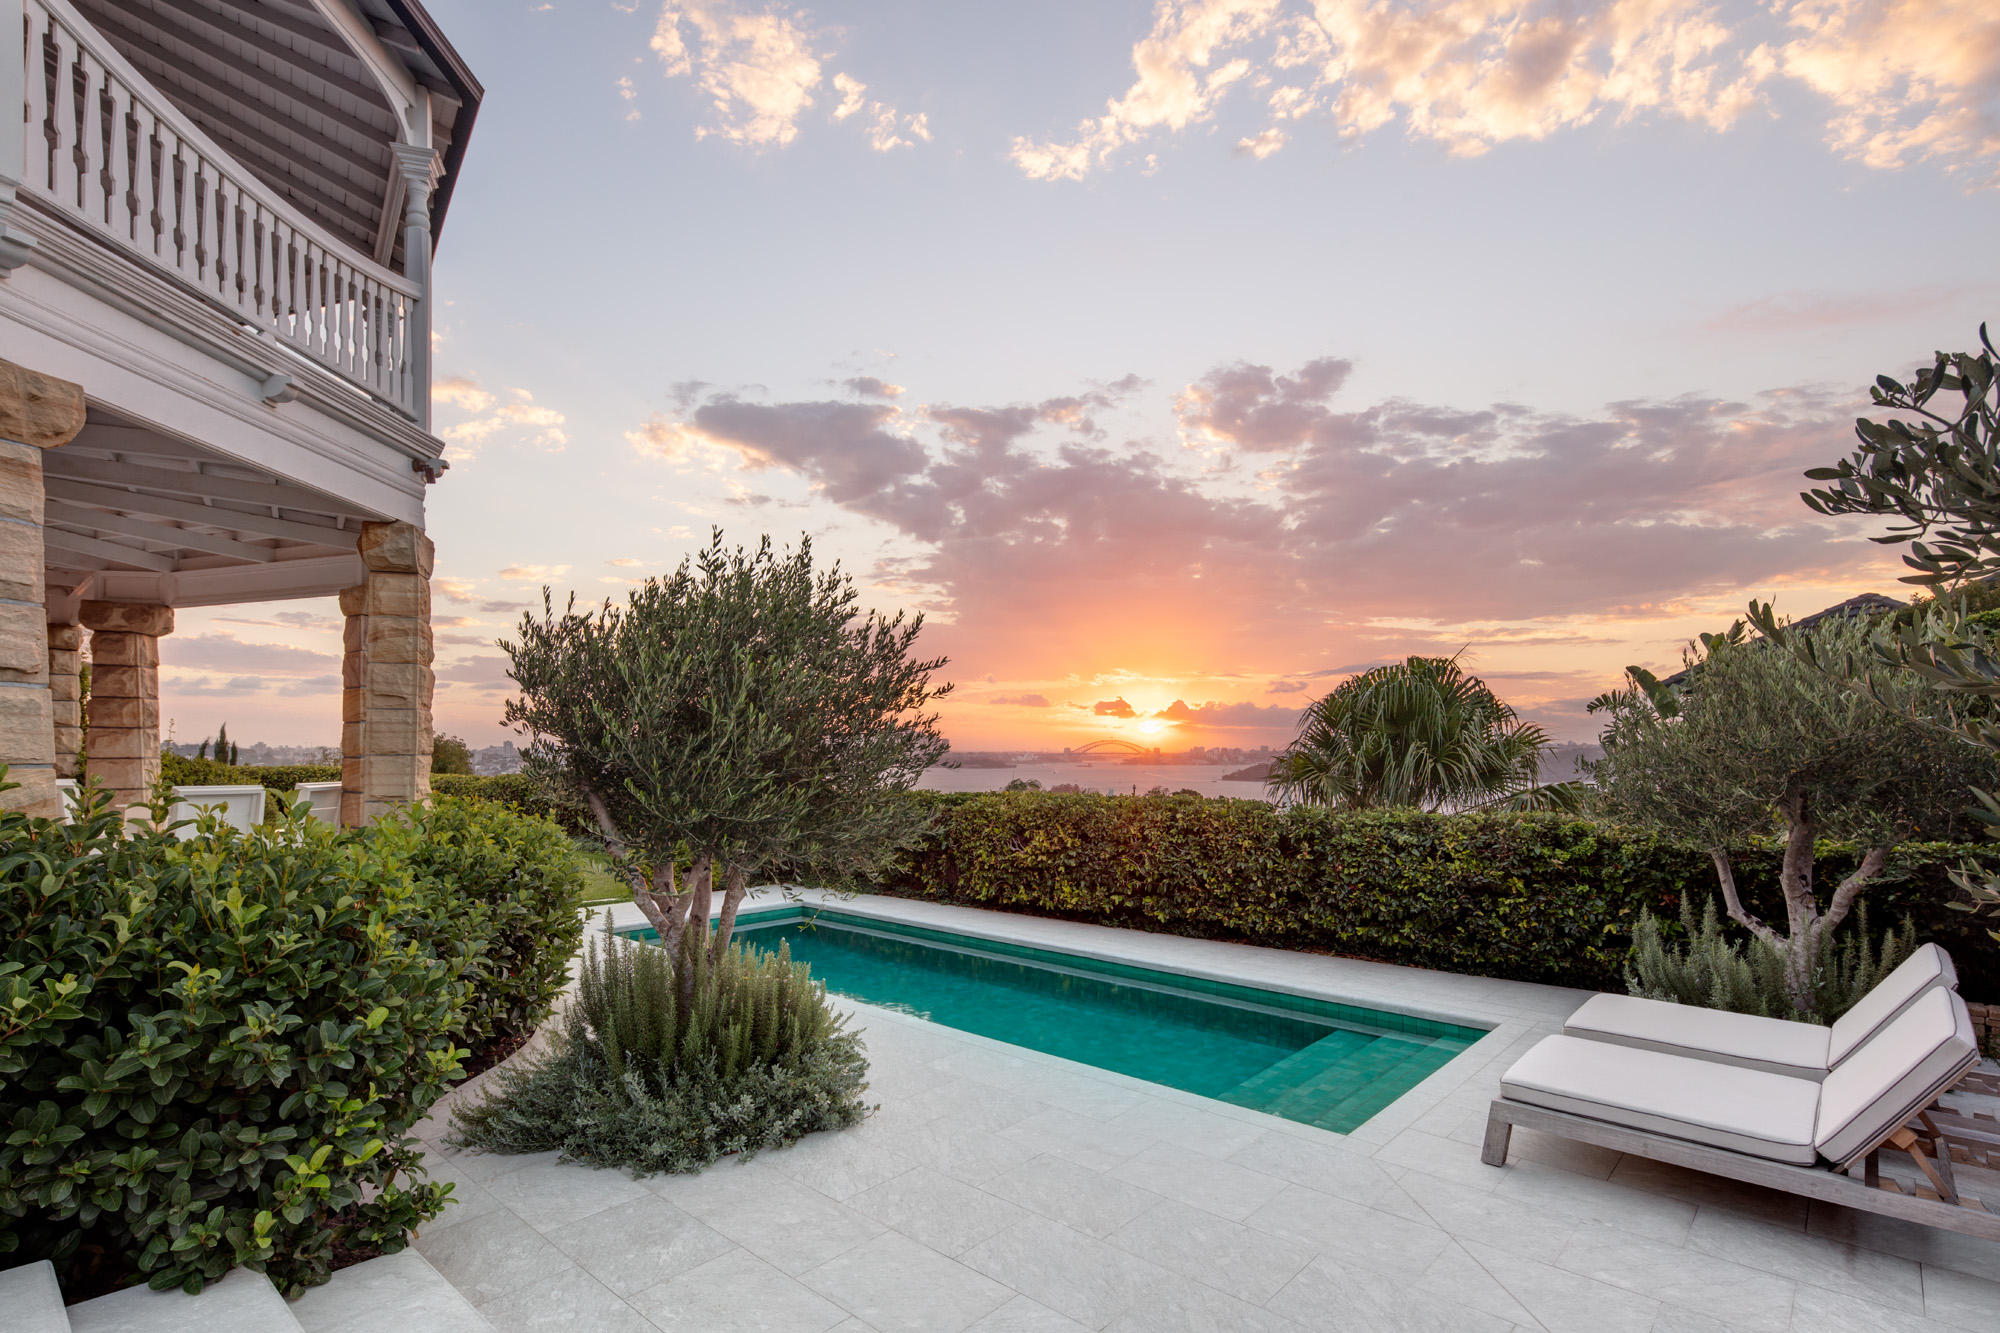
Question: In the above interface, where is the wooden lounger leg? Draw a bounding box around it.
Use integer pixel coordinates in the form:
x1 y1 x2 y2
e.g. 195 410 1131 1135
1481 1106 1513 1167
1889 1128 1960 1205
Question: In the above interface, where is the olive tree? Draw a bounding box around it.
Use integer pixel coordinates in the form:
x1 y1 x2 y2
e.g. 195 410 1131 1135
1591 611 1994 1013
502 532 951 958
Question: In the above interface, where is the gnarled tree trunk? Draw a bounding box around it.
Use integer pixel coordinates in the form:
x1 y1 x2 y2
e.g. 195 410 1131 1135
1709 788 1891 1015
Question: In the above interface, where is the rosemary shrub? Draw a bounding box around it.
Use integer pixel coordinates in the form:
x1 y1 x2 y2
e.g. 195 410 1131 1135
450 925 869 1173
1627 897 1915 1023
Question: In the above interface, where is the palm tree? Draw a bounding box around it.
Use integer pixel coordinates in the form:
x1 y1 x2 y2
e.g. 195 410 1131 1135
1268 655 1577 811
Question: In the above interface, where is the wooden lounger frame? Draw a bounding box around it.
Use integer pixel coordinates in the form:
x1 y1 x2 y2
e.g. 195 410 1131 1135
1480 1069 2000 1243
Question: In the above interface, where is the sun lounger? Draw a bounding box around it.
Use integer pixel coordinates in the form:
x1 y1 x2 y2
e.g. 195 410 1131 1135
1561 943 1957 1080
1482 988 2000 1240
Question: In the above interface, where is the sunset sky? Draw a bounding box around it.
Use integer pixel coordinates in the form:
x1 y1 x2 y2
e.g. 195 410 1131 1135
159 0 2000 754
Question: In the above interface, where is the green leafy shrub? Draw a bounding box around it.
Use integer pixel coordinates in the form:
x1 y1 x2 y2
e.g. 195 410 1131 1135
1627 898 1915 1022
376 797 586 1055
0 789 467 1295
450 926 869 1174
880 791 2000 995
429 773 586 833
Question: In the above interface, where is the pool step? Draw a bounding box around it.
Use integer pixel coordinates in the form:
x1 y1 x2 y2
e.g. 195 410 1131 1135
66 1265 305 1333
292 1249 493 1333
1219 1032 1466 1133
1298 1038 1468 1132
1216 1029 1375 1111
0 1260 68 1333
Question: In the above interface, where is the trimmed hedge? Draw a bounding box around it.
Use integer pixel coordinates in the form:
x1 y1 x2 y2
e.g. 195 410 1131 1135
878 792 2000 997
429 773 584 832
157 753 339 798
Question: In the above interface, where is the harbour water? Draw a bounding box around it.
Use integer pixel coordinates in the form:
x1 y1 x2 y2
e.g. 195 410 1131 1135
917 761 1275 801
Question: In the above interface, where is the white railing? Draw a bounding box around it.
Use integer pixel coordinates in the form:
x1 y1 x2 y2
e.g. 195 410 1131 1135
20 0 422 418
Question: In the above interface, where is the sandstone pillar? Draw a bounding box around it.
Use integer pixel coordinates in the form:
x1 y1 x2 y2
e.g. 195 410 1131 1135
48 622 81 778
0 361 86 817
80 601 172 809
339 520 434 826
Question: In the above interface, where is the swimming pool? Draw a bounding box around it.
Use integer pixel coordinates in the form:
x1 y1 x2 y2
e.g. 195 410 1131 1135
622 907 1485 1134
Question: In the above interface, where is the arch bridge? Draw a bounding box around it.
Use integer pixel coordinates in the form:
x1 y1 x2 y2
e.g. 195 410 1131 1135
1069 740 1156 755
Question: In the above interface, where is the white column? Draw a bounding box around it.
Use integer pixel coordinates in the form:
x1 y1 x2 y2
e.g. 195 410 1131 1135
390 145 441 429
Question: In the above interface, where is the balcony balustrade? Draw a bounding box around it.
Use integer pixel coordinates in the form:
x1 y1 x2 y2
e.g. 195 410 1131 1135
18 0 426 419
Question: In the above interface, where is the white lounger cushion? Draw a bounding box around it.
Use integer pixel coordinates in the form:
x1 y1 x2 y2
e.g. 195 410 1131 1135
1562 942 1958 1080
1500 1035 1821 1165
1563 994 1833 1080
1814 988 1979 1168
1826 943 1958 1068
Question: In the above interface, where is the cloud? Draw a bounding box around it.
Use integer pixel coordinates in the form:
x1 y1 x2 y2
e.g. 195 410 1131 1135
638 355 1892 688
433 577 479 603
1012 0 1280 181
435 375 494 412
1012 0 2000 182
499 564 571 580
1775 0 2000 182
1157 698 1304 727
1093 697 1139 717
607 557 643 567
1266 678 1308 693
846 376 905 399
652 1 823 148
989 693 1052 707
479 600 529 614
435 379 568 453
162 633 338 676
830 72 932 150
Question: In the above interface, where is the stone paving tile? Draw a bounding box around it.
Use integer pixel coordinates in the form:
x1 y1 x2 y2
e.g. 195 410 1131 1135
847 1165 1031 1257
1101 1271 1306 1333
768 1123 920 1201
676 1172 887 1276
1920 1263 2000 1332
1244 1183 1452 1279
1554 1227 1797 1333
1606 1155 1810 1231
1225 1129 1430 1222
1490 1158 1697 1245
1106 1140 1290 1221
983 1154 1163 1238
413 1206 577 1306
478 1154 653 1234
1099 1097 1269 1159
1396 1166 1584 1262
1807 1202 2000 1284
999 1106 1156 1172
959 1214 1174 1329
1459 1236 1661 1333
963 1295 1090 1332
1788 1281 1964 1333
625 1249 850 1333
1266 1252 1514 1332
544 1193 737 1297
1104 1197 1314 1304
472 1264 657 1333
895 1112 1043 1186
900 1078 1045 1134
1412 1241 1537 1326
1372 1126 1512 1192
1685 1204 1925 1312
800 1231 1014 1333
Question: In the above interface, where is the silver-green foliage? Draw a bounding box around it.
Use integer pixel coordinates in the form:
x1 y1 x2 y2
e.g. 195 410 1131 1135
449 927 869 1173
1628 898 1916 1024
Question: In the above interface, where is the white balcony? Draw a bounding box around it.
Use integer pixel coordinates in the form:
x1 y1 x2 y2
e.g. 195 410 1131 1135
7 0 480 428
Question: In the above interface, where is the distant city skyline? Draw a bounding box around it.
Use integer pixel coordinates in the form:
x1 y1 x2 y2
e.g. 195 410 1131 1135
152 0 1998 753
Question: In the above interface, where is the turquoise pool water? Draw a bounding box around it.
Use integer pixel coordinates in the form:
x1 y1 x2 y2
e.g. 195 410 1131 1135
624 909 1484 1134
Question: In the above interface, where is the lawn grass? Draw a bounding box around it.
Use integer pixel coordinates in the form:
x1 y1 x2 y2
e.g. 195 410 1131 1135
576 853 630 906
